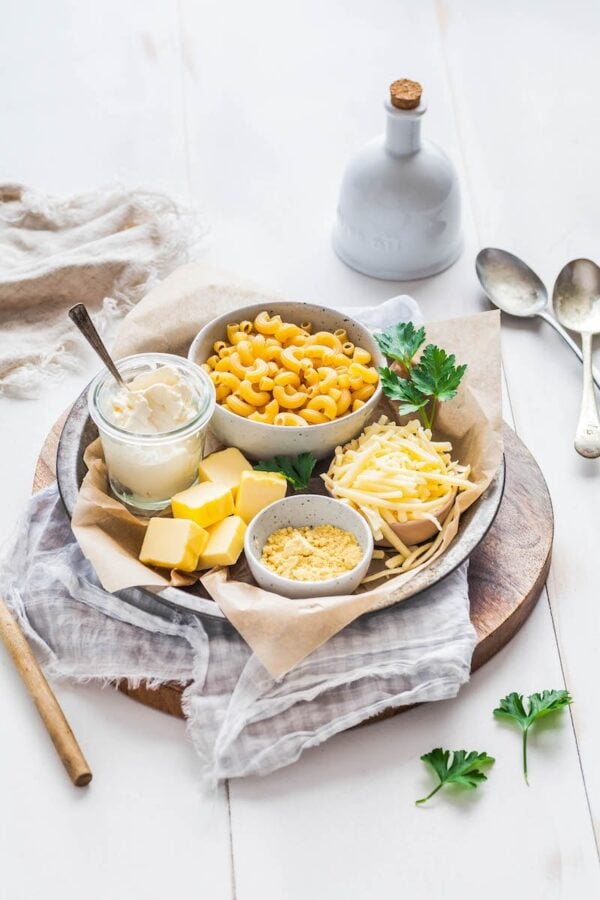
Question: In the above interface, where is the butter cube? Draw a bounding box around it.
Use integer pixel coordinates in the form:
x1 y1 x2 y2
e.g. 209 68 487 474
198 447 253 499
139 517 209 572
198 515 247 568
171 482 234 528
235 470 287 524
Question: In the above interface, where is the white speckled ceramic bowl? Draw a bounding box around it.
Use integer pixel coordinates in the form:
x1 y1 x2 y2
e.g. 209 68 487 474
188 301 384 460
244 495 374 599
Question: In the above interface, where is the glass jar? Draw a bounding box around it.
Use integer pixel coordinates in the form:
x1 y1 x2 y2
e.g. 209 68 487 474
88 353 215 514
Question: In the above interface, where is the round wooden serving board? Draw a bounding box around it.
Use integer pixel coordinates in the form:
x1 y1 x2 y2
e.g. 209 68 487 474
34 419 553 721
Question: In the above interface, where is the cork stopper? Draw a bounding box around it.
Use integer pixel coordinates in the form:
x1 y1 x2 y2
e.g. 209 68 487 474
390 79 422 110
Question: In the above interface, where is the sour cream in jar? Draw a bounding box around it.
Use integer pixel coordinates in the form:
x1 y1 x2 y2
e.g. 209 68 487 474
88 353 215 513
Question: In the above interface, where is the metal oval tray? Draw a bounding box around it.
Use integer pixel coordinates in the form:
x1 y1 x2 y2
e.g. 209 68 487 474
57 386 505 628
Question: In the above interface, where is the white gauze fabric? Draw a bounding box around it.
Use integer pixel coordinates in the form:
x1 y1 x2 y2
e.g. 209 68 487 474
0 184 204 398
1 485 474 787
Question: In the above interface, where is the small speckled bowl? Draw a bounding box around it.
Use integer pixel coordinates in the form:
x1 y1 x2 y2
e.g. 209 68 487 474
244 495 374 599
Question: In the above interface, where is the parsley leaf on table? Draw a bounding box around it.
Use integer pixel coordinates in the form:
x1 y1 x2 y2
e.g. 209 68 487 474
253 452 317 491
416 748 495 805
374 321 426 368
493 690 572 784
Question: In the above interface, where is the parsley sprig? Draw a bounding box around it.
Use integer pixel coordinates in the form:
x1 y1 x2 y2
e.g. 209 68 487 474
374 321 426 370
416 748 495 805
253 452 317 491
493 690 572 784
375 322 466 430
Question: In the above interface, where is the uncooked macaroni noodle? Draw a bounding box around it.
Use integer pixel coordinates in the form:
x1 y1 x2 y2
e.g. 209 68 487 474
201 311 379 425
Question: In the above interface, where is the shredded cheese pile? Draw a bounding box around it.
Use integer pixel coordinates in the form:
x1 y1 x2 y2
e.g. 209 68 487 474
322 416 475 580
260 525 363 582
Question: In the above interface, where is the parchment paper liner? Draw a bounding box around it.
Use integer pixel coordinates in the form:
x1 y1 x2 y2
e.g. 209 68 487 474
70 264 502 678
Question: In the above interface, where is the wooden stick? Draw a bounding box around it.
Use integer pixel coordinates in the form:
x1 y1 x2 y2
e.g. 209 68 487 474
0 596 92 787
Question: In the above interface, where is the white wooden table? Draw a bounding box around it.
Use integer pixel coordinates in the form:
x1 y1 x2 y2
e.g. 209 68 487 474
1 1 599 897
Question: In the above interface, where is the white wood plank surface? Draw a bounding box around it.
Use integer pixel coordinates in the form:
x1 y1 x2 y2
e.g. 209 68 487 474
179 0 600 895
229 600 593 900
1 0 599 897
0 3 232 899
440 0 600 842
0 0 189 198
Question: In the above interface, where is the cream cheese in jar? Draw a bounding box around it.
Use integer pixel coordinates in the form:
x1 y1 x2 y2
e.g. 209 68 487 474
88 354 215 513
107 366 197 434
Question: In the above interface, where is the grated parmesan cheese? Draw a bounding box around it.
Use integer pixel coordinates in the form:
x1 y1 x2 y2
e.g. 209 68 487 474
321 416 475 581
260 525 363 582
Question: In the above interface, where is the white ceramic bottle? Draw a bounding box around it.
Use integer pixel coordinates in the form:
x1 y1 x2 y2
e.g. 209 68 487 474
333 79 462 280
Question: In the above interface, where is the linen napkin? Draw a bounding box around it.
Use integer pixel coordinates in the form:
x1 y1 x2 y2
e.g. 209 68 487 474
0 184 201 398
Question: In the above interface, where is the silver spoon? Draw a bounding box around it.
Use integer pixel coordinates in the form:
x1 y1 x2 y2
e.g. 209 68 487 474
68 303 129 390
476 248 600 390
553 259 600 458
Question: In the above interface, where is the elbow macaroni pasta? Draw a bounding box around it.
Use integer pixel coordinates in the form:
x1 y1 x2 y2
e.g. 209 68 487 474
202 311 379 425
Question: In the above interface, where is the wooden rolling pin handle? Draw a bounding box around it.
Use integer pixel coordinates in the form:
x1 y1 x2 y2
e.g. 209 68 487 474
0 597 92 787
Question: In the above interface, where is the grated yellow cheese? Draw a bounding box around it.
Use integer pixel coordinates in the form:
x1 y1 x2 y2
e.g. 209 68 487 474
321 416 475 581
260 525 363 582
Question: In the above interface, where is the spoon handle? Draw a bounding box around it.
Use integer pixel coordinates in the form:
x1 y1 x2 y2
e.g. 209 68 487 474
538 310 600 390
574 333 600 458
68 304 127 389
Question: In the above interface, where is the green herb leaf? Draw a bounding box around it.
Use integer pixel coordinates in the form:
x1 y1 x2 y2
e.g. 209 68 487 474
416 748 495 805
374 322 426 368
378 367 429 415
254 452 317 491
375 324 467 430
493 690 572 784
411 344 468 404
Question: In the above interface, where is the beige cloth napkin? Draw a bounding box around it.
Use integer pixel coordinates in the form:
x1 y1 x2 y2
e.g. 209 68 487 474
0 184 201 398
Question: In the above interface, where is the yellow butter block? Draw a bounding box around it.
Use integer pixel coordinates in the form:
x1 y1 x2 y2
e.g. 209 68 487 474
235 470 287 524
139 517 209 572
198 515 247 568
198 447 253 499
171 482 234 528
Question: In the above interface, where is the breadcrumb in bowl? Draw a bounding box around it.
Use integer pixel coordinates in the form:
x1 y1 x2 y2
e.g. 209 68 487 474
244 494 373 599
260 524 363 581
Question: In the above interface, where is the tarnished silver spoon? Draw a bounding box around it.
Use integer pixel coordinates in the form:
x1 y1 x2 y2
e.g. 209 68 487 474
476 248 600 390
553 259 600 459
68 303 129 390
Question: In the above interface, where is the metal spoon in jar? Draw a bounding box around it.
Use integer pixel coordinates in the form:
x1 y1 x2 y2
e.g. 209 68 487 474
475 248 600 390
553 259 600 458
68 303 129 390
